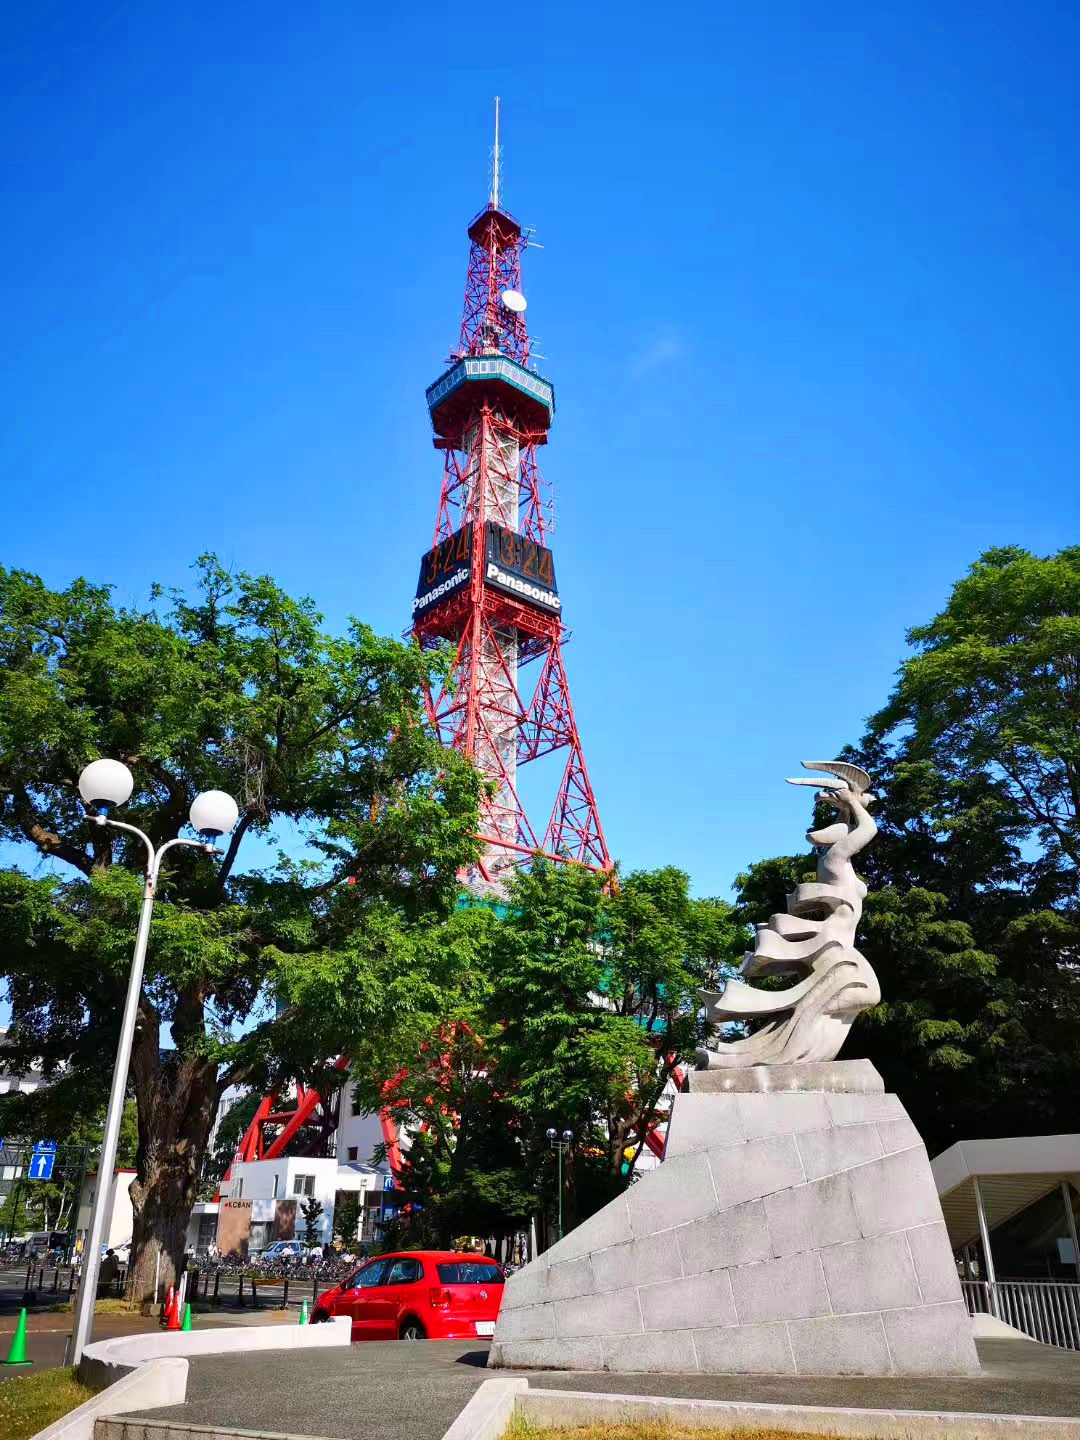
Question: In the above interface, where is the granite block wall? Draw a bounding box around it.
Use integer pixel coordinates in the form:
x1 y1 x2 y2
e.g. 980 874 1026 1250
489 1082 978 1376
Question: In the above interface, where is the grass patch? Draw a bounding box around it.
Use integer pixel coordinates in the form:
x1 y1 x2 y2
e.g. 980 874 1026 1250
503 1421 852 1440
0 1367 95 1440
40 1298 145 1315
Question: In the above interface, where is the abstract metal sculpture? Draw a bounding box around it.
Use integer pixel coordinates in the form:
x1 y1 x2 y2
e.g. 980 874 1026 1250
698 761 881 1068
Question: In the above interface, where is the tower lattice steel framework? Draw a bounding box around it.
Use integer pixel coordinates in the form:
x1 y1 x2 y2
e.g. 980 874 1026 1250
412 161 609 884
226 122 610 1176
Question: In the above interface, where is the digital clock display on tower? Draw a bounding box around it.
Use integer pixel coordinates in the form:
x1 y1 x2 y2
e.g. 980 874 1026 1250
412 524 473 618
483 522 561 615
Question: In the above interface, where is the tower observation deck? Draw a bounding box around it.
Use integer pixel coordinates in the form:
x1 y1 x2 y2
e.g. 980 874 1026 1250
411 183 609 887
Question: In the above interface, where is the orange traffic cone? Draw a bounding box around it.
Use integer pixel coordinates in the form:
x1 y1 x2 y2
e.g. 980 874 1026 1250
166 1289 183 1331
161 1285 175 1328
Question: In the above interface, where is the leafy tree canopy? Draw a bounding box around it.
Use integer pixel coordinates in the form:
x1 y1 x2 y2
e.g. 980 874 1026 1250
0 556 482 1296
735 547 1080 1152
361 861 746 1244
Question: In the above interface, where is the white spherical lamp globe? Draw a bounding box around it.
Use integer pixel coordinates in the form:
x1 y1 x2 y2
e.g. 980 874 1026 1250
189 789 239 838
78 759 134 812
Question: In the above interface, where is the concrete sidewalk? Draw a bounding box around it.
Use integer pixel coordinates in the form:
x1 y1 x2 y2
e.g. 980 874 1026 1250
128 1337 1080 1440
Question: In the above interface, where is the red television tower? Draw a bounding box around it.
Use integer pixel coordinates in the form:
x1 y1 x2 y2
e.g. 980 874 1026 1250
413 99 609 885
225 106 610 1174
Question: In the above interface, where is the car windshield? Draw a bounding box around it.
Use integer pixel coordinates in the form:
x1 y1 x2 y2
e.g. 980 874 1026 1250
436 1262 503 1285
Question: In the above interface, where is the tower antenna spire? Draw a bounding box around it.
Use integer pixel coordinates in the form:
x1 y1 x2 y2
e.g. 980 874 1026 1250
490 95 501 209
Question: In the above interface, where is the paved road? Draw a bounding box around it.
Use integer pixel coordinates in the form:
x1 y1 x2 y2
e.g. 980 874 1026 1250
0 1313 158 1377
0 1304 296 1378
0 1256 317 1377
0 1262 328 1317
132 1337 1080 1440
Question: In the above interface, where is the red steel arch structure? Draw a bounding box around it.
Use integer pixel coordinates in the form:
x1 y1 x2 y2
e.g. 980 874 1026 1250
228 122 611 1177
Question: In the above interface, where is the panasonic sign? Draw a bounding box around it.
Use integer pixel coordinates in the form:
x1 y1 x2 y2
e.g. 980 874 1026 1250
413 521 562 624
484 562 561 613
413 525 472 621
412 565 469 616
482 522 561 616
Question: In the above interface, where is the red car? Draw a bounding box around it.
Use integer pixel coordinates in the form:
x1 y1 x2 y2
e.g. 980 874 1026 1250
310 1251 504 1342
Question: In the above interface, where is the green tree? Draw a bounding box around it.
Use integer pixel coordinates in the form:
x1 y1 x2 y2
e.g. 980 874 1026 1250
362 862 745 1244
734 546 1080 1153
300 1196 324 1247
0 1099 138 1242
363 902 536 1249
0 557 481 1300
490 861 741 1225
871 546 1080 878
332 1191 361 1247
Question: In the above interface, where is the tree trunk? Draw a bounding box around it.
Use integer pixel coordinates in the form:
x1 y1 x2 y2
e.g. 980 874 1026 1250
127 1163 197 1303
125 1014 222 1303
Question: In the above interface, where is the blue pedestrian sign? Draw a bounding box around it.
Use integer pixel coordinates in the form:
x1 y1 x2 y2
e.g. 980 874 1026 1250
28 1151 55 1181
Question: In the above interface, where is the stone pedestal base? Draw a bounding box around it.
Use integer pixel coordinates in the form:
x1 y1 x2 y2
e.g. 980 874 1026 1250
490 1065 978 1377
687 1059 883 1095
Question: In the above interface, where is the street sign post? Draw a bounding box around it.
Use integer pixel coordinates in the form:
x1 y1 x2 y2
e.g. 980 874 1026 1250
0 1142 90 1244
28 1151 56 1182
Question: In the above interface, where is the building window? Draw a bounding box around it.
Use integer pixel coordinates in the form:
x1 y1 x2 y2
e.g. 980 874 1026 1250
272 1174 279 1199
293 1174 315 1197
347 1147 358 1162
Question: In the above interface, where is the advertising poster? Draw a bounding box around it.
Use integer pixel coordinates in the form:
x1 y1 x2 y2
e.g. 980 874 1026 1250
273 1197 297 1240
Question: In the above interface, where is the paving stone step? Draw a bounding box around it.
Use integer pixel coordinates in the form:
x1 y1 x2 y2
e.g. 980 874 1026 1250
95 1418 338 1440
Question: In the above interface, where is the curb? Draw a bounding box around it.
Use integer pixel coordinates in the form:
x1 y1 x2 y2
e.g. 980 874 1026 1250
23 1317 354 1440
440 1379 528 1440
516 1385 1080 1439
78 1315 351 1390
23 1357 188 1440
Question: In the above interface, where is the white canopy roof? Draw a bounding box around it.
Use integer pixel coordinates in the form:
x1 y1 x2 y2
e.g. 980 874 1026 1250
932 1134 1080 1250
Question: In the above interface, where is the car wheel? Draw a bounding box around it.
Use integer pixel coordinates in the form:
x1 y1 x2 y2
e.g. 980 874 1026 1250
399 1319 426 1341
309 1310 329 1324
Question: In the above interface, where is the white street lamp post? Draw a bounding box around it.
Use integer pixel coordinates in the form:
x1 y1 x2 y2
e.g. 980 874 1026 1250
66 761 238 1367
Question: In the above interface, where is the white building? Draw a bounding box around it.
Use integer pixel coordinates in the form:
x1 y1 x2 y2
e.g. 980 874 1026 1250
334 1089 398 1172
0 1027 44 1095
190 1158 393 1256
74 1168 136 1252
207 1083 250 1155
183 1083 400 1255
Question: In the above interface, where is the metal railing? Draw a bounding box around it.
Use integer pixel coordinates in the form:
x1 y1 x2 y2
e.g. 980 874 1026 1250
962 1279 1080 1350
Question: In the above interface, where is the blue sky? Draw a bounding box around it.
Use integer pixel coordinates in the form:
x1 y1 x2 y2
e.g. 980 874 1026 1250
2 1 1079 900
